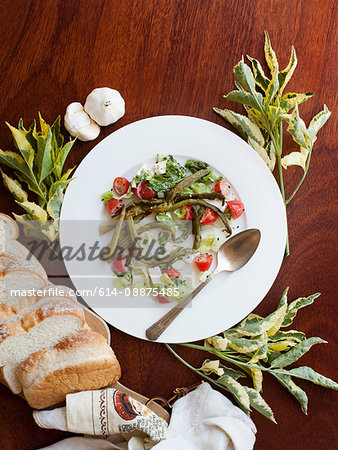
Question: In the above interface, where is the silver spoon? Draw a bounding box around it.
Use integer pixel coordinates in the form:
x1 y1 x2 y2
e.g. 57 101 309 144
145 228 261 341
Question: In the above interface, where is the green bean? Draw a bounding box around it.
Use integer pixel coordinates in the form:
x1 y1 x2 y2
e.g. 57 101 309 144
166 168 211 203
138 248 195 267
176 192 225 204
101 206 126 260
191 206 201 250
149 199 232 235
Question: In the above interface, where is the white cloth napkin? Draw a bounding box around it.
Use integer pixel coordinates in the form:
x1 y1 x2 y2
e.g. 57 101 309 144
38 383 256 450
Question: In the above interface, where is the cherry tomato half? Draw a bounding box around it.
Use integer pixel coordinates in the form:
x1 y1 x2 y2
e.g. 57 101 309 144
132 180 156 199
112 257 127 274
227 200 244 219
200 208 217 225
184 205 194 220
113 177 130 196
156 294 172 303
215 178 232 198
194 253 213 271
164 267 181 278
107 198 124 217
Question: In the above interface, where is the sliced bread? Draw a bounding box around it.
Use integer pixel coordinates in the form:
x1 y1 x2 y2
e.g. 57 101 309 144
0 269 47 319
17 329 121 409
0 302 86 393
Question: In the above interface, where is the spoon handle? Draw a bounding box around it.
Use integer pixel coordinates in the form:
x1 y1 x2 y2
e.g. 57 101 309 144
145 270 219 341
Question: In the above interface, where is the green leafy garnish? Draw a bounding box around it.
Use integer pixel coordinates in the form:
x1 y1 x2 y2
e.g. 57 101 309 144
149 155 187 192
214 31 331 256
0 114 75 240
166 288 338 422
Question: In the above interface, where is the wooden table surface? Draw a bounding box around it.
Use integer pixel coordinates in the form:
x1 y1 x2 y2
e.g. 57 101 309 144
0 1 336 449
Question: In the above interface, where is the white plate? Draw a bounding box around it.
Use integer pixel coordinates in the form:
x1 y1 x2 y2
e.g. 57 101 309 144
60 115 287 343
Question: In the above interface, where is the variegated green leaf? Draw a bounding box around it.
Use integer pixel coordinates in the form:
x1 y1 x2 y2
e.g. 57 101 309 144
225 333 268 353
214 108 264 146
49 178 72 199
218 373 251 412
269 330 306 342
16 200 47 221
280 92 313 112
278 45 297 97
270 337 327 368
231 288 288 337
251 367 263 392
6 123 35 168
199 359 224 376
250 343 268 364
264 31 279 76
286 367 338 390
220 364 246 380
264 68 279 107
281 147 309 170
224 90 261 109
307 104 331 141
51 115 64 148
53 139 76 179
247 137 274 171
38 112 49 136
268 340 297 352
283 105 310 149
35 127 54 183
1 169 28 202
282 293 320 327
247 55 270 91
205 335 228 351
272 373 308 413
47 185 63 220
244 387 276 423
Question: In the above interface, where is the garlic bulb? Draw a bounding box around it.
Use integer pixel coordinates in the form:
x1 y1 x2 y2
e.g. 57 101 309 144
84 88 125 126
64 102 100 141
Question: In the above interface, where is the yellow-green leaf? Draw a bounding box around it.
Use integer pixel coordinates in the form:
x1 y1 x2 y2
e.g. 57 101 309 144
251 367 263 392
214 108 264 146
268 340 297 352
272 373 308 414
225 333 268 353
281 147 308 170
247 55 270 91
35 126 54 183
307 104 331 141
248 137 275 171
6 122 35 168
199 359 224 376
280 92 313 112
244 387 276 423
205 336 228 351
218 373 251 412
47 185 63 220
287 367 338 390
264 31 279 76
282 293 320 327
278 45 297 97
16 200 47 221
1 170 28 202
224 90 261 109
270 337 327 368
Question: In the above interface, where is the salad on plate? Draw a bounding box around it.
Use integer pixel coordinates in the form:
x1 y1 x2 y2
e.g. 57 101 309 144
100 155 245 304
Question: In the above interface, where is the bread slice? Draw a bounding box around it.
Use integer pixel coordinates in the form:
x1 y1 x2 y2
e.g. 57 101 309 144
0 252 47 280
16 329 121 409
0 302 86 393
0 213 19 246
0 269 47 319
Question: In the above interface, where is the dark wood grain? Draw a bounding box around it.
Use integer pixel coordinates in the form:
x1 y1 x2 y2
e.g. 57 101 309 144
0 0 337 449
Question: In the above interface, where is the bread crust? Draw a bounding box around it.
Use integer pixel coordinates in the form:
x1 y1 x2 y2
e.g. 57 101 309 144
16 330 121 409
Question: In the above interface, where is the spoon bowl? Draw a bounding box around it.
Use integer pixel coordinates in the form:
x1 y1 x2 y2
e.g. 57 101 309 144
146 228 261 341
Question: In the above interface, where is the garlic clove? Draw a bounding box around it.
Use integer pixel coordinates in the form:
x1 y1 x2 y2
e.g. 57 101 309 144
64 102 100 141
84 88 125 126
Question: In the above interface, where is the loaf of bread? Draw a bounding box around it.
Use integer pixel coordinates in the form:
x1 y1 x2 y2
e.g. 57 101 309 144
16 329 121 409
0 213 121 406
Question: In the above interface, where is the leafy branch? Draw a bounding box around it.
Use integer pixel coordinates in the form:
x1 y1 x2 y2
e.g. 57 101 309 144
166 288 338 422
0 113 76 241
214 31 331 255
